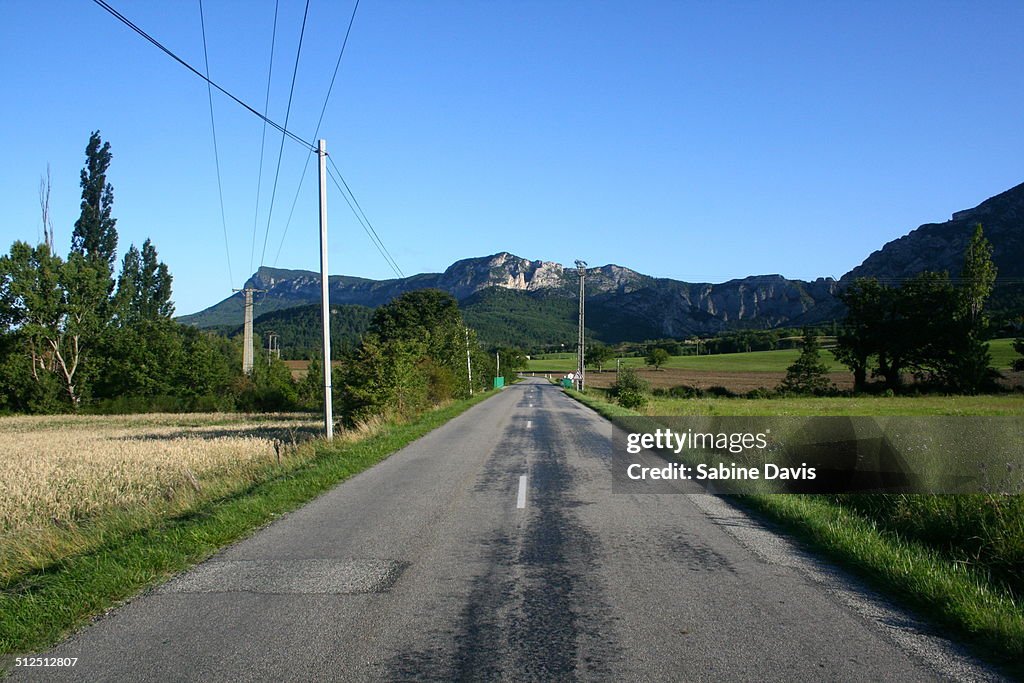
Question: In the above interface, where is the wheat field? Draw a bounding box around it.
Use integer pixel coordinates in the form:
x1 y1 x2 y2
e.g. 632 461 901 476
0 413 327 582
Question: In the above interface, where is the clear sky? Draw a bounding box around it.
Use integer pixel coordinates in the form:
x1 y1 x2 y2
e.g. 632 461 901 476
2 1 1022 316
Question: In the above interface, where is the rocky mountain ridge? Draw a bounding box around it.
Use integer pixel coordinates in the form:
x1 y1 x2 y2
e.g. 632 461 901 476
179 181 1023 339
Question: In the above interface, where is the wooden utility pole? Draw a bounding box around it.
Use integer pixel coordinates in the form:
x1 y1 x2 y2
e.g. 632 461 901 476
317 139 334 441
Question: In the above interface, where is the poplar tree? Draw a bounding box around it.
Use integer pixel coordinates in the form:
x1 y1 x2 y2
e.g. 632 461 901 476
71 131 118 275
959 224 997 325
950 224 997 392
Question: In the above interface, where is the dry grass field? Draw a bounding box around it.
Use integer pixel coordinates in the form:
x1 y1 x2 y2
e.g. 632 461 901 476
0 413 336 583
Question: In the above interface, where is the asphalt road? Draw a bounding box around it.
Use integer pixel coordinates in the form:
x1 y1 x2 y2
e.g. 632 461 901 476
16 378 1004 681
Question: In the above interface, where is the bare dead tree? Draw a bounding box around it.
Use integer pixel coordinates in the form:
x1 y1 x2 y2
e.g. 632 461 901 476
39 164 54 251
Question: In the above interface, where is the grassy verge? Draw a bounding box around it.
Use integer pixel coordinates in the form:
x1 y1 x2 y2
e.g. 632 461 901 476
565 388 1024 669
0 392 494 661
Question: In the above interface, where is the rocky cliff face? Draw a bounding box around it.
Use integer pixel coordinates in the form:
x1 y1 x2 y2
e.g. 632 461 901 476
842 181 1024 285
179 251 838 336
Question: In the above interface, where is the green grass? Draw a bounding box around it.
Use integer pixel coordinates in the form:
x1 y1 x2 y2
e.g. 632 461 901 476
646 393 1024 416
990 337 1022 371
528 338 1022 374
565 388 1024 669
0 392 495 663
744 494 1024 671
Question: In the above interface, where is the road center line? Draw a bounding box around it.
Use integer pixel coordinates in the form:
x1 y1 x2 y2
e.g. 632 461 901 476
516 475 527 509
527 420 532 428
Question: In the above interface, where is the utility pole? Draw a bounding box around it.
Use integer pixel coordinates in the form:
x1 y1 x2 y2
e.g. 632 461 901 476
266 332 280 365
232 287 265 375
317 139 334 441
496 350 500 382
465 327 474 396
575 259 587 391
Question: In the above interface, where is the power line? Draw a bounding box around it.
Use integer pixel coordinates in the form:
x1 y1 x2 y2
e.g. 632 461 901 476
250 0 280 276
198 0 233 288
92 0 401 282
325 161 404 278
273 0 361 267
312 0 361 140
326 163 402 279
258 0 311 269
90 0 314 151
327 155 402 277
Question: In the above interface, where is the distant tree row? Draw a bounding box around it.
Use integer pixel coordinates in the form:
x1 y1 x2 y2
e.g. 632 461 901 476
246 303 373 360
833 225 999 394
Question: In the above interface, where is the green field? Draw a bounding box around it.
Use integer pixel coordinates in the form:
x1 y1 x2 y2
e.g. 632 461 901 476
645 393 1024 416
528 338 1021 374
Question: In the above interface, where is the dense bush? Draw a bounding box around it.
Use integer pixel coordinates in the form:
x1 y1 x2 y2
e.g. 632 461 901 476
609 367 649 410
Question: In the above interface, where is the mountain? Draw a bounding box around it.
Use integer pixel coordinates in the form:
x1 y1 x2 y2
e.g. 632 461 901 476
180 182 1024 346
180 253 838 343
841 181 1024 320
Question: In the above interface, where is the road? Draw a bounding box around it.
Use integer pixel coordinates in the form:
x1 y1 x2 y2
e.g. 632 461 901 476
17 378 1003 681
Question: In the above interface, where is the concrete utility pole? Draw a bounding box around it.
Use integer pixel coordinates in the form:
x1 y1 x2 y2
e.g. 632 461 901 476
233 287 265 375
317 139 334 441
575 259 587 391
465 327 474 396
496 350 500 381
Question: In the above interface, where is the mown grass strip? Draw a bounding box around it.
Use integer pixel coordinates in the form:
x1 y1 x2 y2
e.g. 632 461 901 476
564 388 1024 670
0 392 494 660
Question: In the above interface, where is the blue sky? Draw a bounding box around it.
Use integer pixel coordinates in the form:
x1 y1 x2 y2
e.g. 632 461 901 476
2 1 1022 316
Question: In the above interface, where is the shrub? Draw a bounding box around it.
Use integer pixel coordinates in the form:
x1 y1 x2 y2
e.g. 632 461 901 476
609 367 650 410
667 385 702 399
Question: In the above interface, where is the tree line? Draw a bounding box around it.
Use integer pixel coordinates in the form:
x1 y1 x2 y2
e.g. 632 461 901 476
832 225 1002 394
0 132 240 413
1 133 498 419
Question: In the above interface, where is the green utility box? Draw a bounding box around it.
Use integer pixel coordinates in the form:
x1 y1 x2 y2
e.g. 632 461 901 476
493 377 505 389
561 378 573 389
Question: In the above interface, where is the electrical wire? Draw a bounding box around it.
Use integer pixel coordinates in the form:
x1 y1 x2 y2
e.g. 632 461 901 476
90 0 314 151
273 0 361 266
327 155 402 276
258 0 311 269
250 0 280 276
325 162 404 278
198 0 233 288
